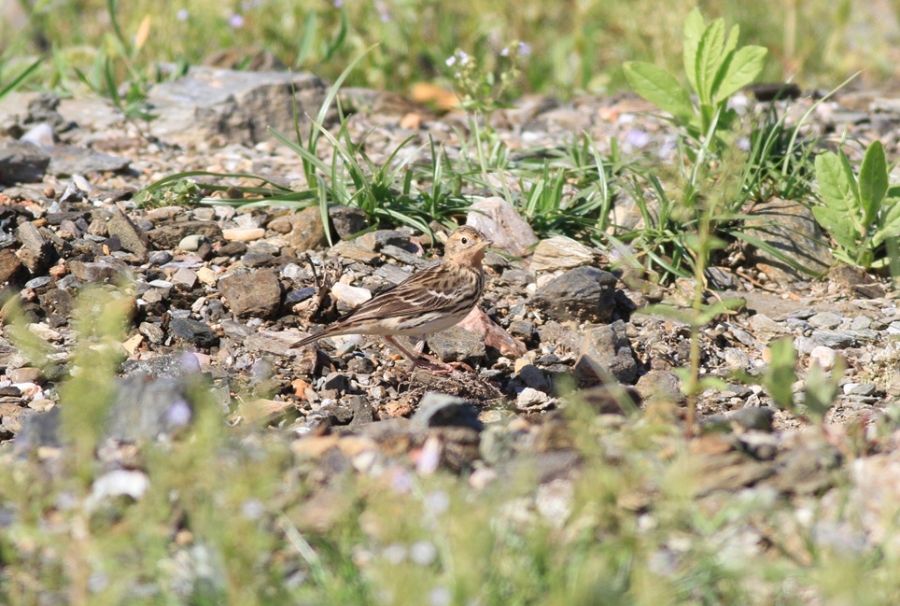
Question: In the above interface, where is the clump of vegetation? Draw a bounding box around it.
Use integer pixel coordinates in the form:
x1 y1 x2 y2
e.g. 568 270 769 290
813 140 900 271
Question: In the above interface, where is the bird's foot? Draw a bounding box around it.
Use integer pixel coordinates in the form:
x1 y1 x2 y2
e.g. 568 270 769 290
413 354 474 374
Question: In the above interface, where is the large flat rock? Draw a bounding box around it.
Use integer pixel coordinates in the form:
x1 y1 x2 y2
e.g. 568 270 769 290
146 67 328 146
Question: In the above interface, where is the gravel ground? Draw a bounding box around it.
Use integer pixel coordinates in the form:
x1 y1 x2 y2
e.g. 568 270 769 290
0 70 898 568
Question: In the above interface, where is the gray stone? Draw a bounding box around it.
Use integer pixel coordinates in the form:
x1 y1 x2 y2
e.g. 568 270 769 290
745 197 833 281
328 205 370 239
219 269 282 317
729 406 775 432
146 67 327 146
842 382 876 396
283 206 326 252
355 229 409 252
139 322 165 344
177 234 203 251
48 145 129 176
811 330 856 349
530 236 595 273
106 207 149 259
13 407 61 453
575 320 638 385
723 347 751 371
412 392 483 431
465 196 537 257
808 312 843 330
809 345 838 370
69 259 128 283
170 318 218 348
532 266 617 323
748 313 785 336
635 370 683 404
849 315 872 331
426 326 487 363
0 141 49 184
39 288 73 325
147 221 222 249
104 376 194 442
16 222 56 273
516 387 552 410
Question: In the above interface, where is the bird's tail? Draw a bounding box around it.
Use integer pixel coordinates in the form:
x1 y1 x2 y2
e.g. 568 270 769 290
293 330 328 349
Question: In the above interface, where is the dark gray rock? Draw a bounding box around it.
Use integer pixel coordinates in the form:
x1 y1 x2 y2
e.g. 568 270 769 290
13 407 61 453
170 317 219 348
69 259 129 283
574 320 638 385
15 222 57 273
532 266 617 323
39 288 74 326
346 395 375 426
219 269 282 318
426 326 487 363
412 392 483 431
0 141 49 184
106 207 149 259
104 376 194 442
48 145 129 176
146 67 327 146
328 205 369 239
703 406 776 433
811 330 856 349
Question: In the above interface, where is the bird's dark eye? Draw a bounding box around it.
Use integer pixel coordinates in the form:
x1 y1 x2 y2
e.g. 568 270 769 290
461 237 468 244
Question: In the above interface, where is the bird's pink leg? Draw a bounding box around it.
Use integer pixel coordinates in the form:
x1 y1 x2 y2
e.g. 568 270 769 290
382 336 459 374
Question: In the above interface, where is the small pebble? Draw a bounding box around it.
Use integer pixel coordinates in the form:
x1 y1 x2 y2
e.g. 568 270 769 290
809 345 837 371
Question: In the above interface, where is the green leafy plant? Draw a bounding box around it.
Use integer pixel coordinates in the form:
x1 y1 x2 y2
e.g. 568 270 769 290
813 140 900 269
138 50 471 240
623 7 767 149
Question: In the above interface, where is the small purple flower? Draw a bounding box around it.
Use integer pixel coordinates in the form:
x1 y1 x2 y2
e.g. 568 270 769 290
176 8 189 21
518 41 532 57
333 0 343 7
625 128 651 149
375 0 391 22
228 13 245 29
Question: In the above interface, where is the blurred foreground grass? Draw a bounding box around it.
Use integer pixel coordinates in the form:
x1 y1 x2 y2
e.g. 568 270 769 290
0 287 898 604
1 0 899 98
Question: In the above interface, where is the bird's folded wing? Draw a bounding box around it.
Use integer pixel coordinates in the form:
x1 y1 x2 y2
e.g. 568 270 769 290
340 265 463 323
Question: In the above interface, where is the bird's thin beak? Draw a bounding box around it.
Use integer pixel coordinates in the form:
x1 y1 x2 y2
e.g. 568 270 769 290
480 240 493 250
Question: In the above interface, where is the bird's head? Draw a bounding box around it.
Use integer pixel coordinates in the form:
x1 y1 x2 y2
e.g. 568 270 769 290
444 226 491 267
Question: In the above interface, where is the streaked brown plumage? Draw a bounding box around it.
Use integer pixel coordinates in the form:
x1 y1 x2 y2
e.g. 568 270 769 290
294 226 490 370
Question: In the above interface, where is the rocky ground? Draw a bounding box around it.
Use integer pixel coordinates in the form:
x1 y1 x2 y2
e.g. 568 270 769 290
0 69 898 591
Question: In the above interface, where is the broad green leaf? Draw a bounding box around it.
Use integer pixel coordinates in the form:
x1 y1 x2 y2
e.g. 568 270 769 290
623 62 693 120
872 198 900 246
723 25 740 57
812 205 858 251
764 338 797 410
682 8 705 92
695 18 726 105
815 151 863 235
858 140 888 226
714 46 767 102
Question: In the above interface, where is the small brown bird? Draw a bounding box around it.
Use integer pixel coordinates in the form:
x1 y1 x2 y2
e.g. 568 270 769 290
294 226 491 370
